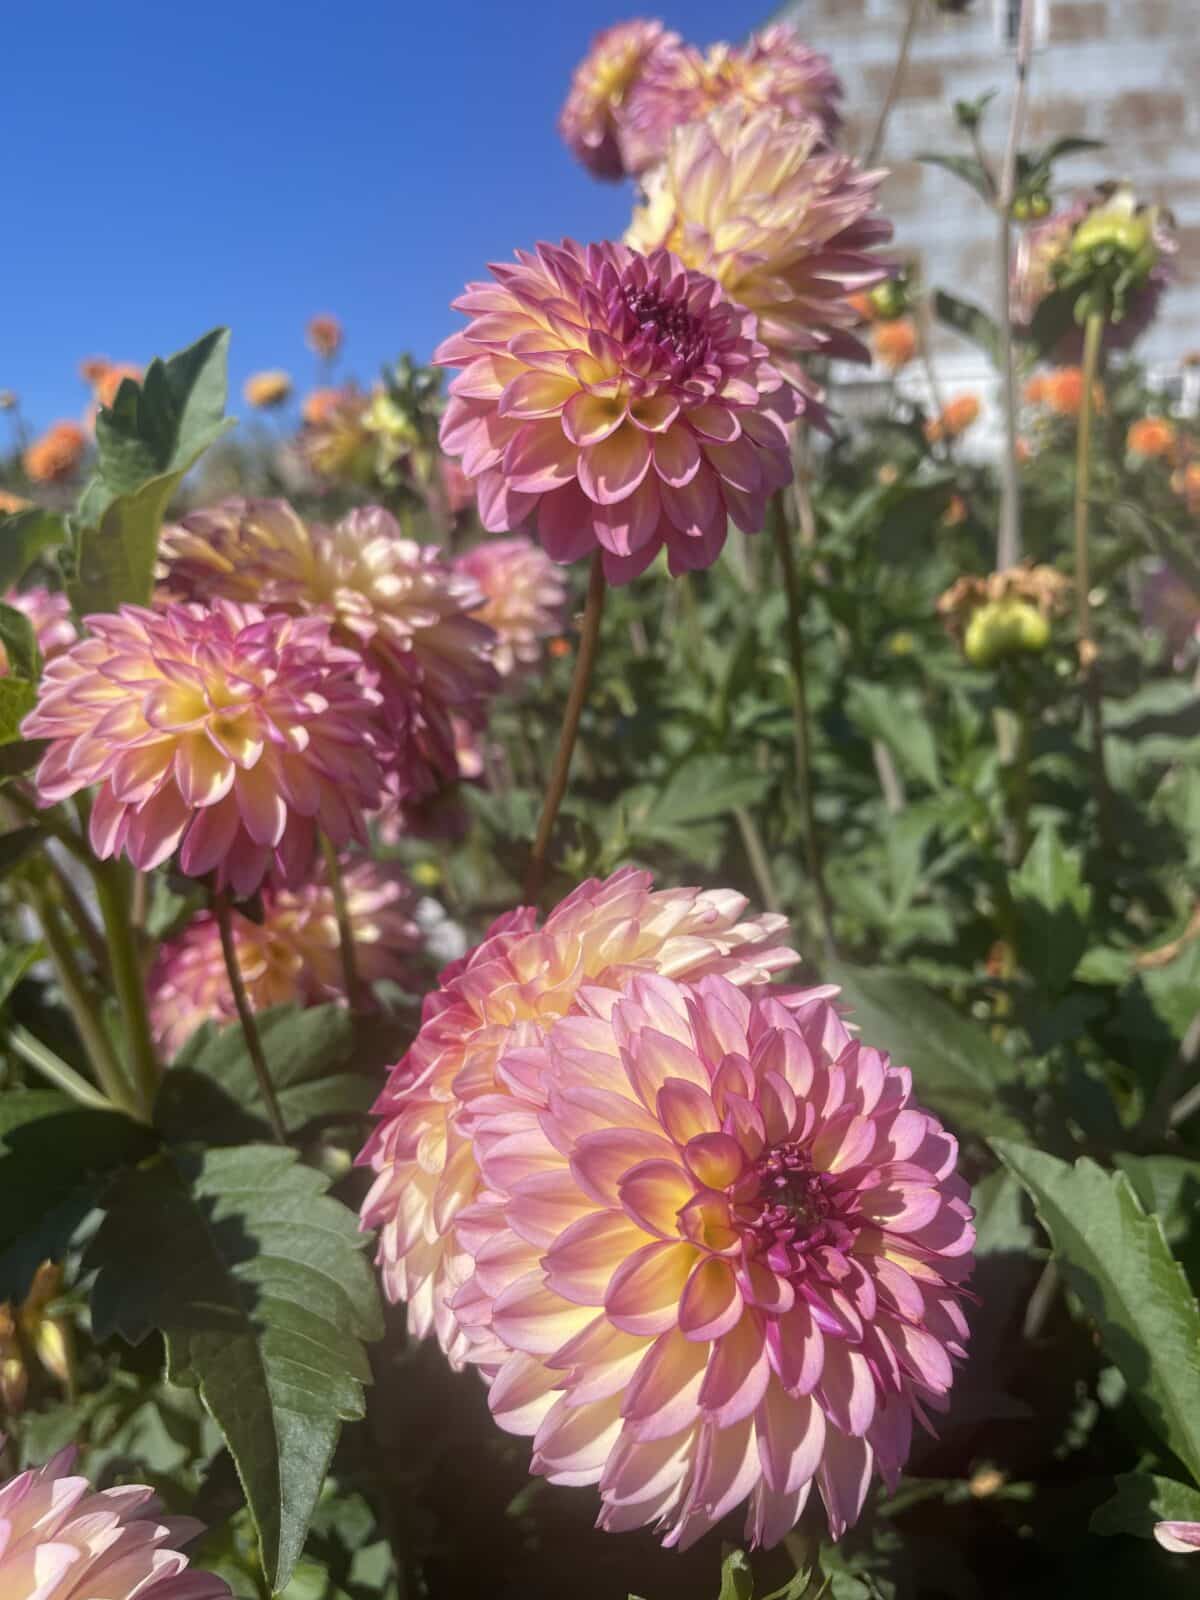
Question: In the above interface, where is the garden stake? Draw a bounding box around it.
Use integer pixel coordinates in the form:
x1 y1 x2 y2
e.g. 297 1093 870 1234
213 888 288 1144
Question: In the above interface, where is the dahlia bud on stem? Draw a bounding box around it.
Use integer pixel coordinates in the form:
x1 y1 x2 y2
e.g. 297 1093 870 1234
212 888 288 1145
522 552 606 906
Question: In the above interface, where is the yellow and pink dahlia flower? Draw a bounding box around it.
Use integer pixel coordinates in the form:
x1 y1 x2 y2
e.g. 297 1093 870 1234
358 868 796 1367
149 857 423 1059
0 587 76 674
455 537 568 677
621 23 842 177
435 241 798 584
453 973 973 1548
558 19 683 180
627 106 891 381
23 601 386 896
0 1439 230 1600
161 500 499 805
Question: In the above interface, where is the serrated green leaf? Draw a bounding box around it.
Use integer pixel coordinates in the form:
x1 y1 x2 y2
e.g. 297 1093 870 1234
1092 1473 1200 1540
155 1003 388 1145
70 329 233 615
845 682 940 791
992 1142 1200 1484
717 1547 754 1600
0 677 36 744
932 290 1002 366
830 966 1026 1139
87 1144 383 1592
0 508 67 592
1011 823 1092 995
0 1092 156 1300
915 152 994 201
642 755 771 829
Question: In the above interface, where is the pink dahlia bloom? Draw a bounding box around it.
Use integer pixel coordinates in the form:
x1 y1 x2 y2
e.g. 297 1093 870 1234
435 241 798 584
0 1439 230 1600
627 106 891 382
622 23 842 176
455 537 568 677
161 500 498 806
558 20 684 181
358 867 796 1366
452 973 973 1549
149 857 422 1059
1155 1520 1200 1554
23 602 386 896
0 587 76 674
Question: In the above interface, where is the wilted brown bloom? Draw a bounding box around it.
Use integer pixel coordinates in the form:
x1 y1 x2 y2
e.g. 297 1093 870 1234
938 563 1070 640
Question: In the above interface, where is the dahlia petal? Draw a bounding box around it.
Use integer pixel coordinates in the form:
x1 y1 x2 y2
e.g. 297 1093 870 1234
498 372 579 420
492 1272 594 1355
1154 1520 1200 1554
670 1418 759 1551
811 1111 877 1176
125 784 190 872
688 403 741 443
755 1384 826 1494
815 1340 875 1437
745 1477 813 1549
682 1132 746 1190
629 395 680 433
489 1351 564 1435
577 426 653 506
815 1427 873 1540
621 1325 707 1441
767 1304 824 1396
657 1079 721 1147
502 426 579 494
543 1210 647 1305
475 471 538 534
173 735 236 809
699 1315 771 1427
561 391 626 446
538 484 601 563
233 759 287 848
652 427 702 488
605 1240 698 1337
590 475 661 558
571 1128 678 1207
659 465 720 537
177 796 242 879
678 1256 743 1342
534 1393 623 1484
618 1159 693 1238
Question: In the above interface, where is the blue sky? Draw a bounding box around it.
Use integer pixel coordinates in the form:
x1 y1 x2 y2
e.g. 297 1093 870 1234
4 0 768 432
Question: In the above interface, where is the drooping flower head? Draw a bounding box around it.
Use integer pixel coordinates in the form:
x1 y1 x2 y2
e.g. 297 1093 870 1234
23 422 86 485
306 313 344 360
622 23 842 176
626 107 891 381
160 500 499 805
244 370 293 410
450 973 973 1549
559 20 684 180
0 1440 231 1600
455 537 568 677
435 240 797 584
0 587 76 675
23 601 385 896
358 868 796 1366
149 857 422 1059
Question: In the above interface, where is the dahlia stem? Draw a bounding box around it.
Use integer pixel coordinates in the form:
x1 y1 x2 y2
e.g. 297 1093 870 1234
213 889 288 1145
734 805 782 916
995 0 1034 569
92 861 160 1117
864 0 921 166
45 851 110 981
6 1023 112 1110
770 494 836 962
320 833 364 1011
523 551 606 906
25 878 139 1117
1073 306 1112 838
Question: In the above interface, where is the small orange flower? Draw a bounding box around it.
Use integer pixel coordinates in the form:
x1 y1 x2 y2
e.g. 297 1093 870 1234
872 316 917 371
925 393 980 443
548 635 571 658
78 356 112 387
1173 461 1200 515
306 314 343 360
244 370 293 410
302 386 343 426
847 290 874 322
0 491 31 515
1027 366 1103 417
1023 374 1046 406
1127 415 1176 460
23 422 86 484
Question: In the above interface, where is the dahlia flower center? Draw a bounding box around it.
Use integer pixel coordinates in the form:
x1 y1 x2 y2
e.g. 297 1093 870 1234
618 283 709 375
740 1142 850 1271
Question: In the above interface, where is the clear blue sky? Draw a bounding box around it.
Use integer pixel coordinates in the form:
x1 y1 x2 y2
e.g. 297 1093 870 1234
5 0 771 432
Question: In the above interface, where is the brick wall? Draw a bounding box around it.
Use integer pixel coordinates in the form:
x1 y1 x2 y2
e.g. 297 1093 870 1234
775 0 1198 381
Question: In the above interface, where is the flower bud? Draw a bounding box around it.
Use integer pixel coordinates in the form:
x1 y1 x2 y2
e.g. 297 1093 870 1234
964 598 1048 665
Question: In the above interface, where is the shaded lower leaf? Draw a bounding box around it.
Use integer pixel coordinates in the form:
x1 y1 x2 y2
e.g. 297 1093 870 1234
87 1143 383 1592
0 508 67 592
1092 1473 1200 1540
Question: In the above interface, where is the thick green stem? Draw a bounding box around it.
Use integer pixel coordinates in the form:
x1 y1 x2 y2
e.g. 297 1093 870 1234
92 861 159 1116
770 494 836 961
522 552 606 907
6 1024 112 1109
1073 308 1112 837
320 834 364 1010
214 890 288 1144
26 879 139 1116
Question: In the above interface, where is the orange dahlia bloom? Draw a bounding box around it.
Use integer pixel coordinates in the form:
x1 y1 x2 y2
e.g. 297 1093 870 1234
622 22 842 176
358 868 796 1367
78 356 112 387
450 973 973 1548
23 601 386 896
559 19 683 180
925 394 980 444
435 240 798 584
306 313 344 360
244 369 293 410
23 422 86 484
871 319 916 372
1127 415 1176 460
302 387 343 426
626 107 891 380
1174 461 1200 515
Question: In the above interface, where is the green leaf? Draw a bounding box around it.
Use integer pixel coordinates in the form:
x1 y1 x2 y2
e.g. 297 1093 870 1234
845 682 940 791
0 677 36 744
69 329 233 615
992 1142 1200 1484
717 1547 755 1600
932 290 1002 367
0 825 43 877
0 508 67 592
87 1143 384 1592
1010 823 1092 994
829 966 1026 1139
0 603 39 681
0 939 44 1010
1115 1155 1200 1280
155 1003 385 1145
915 152 994 201
1092 1473 1200 1540
644 755 771 828
0 1092 156 1300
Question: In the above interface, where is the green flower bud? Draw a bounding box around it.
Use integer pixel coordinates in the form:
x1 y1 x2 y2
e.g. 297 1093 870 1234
964 598 1049 665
